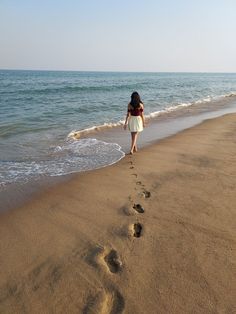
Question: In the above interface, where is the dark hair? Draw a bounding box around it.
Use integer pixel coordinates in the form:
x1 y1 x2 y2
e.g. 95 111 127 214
130 91 143 109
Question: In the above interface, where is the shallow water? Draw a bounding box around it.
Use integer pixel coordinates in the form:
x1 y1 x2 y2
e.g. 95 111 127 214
1 70 236 187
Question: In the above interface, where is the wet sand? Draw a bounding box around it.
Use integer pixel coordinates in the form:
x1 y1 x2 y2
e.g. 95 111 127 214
0 113 236 313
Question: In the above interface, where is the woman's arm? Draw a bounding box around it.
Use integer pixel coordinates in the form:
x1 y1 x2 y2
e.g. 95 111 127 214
140 104 145 127
124 104 130 130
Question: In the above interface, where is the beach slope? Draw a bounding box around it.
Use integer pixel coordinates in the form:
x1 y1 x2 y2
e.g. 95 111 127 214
0 114 236 313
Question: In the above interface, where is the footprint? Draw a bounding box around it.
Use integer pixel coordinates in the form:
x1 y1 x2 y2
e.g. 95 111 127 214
136 181 142 185
102 288 125 314
83 292 103 314
142 190 151 198
130 166 134 169
133 204 144 213
83 288 125 314
104 250 122 274
133 223 143 238
132 173 138 178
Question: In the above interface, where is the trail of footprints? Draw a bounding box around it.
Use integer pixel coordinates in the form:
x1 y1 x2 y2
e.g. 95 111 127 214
85 158 151 313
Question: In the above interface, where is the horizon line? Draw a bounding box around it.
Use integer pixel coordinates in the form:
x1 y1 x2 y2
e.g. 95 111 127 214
1 68 236 74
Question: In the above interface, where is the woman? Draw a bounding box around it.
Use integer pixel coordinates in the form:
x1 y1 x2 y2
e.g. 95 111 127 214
124 91 145 154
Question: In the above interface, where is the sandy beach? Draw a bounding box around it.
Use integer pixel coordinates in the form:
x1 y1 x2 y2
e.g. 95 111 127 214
0 113 236 313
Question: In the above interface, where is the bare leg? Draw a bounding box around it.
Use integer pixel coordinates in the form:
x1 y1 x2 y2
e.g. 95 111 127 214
130 132 138 154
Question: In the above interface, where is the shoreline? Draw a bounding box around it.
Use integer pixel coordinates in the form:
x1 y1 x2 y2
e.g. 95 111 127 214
0 113 236 313
1 91 236 190
1 96 236 213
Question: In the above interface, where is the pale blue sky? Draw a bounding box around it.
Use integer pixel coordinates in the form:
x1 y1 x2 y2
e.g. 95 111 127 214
0 0 236 72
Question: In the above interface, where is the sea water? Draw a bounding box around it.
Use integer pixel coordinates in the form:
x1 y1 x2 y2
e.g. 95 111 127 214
1 70 236 187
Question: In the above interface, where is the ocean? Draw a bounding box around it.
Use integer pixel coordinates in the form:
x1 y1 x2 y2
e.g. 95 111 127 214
1 70 236 188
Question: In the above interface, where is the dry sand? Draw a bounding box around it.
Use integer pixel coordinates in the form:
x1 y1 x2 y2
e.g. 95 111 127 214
0 113 236 314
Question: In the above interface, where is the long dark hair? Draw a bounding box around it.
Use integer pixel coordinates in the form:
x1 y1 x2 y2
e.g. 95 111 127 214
130 91 143 109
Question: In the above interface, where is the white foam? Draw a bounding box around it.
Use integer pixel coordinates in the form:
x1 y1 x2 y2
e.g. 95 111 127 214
67 121 125 139
0 138 125 185
224 92 236 97
68 92 236 138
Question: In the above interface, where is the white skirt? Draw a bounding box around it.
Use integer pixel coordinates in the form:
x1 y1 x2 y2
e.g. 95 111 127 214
128 116 143 132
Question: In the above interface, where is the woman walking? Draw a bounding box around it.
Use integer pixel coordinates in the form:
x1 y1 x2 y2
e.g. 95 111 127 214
124 91 145 154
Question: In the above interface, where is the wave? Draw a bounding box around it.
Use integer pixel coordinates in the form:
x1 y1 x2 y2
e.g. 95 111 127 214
225 92 236 97
0 138 125 186
0 123 53 139
68 92 236 139
2 82 144 96
68 121 125 139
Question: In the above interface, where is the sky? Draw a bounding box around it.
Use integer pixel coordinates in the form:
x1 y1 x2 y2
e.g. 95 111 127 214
0 0 236 72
